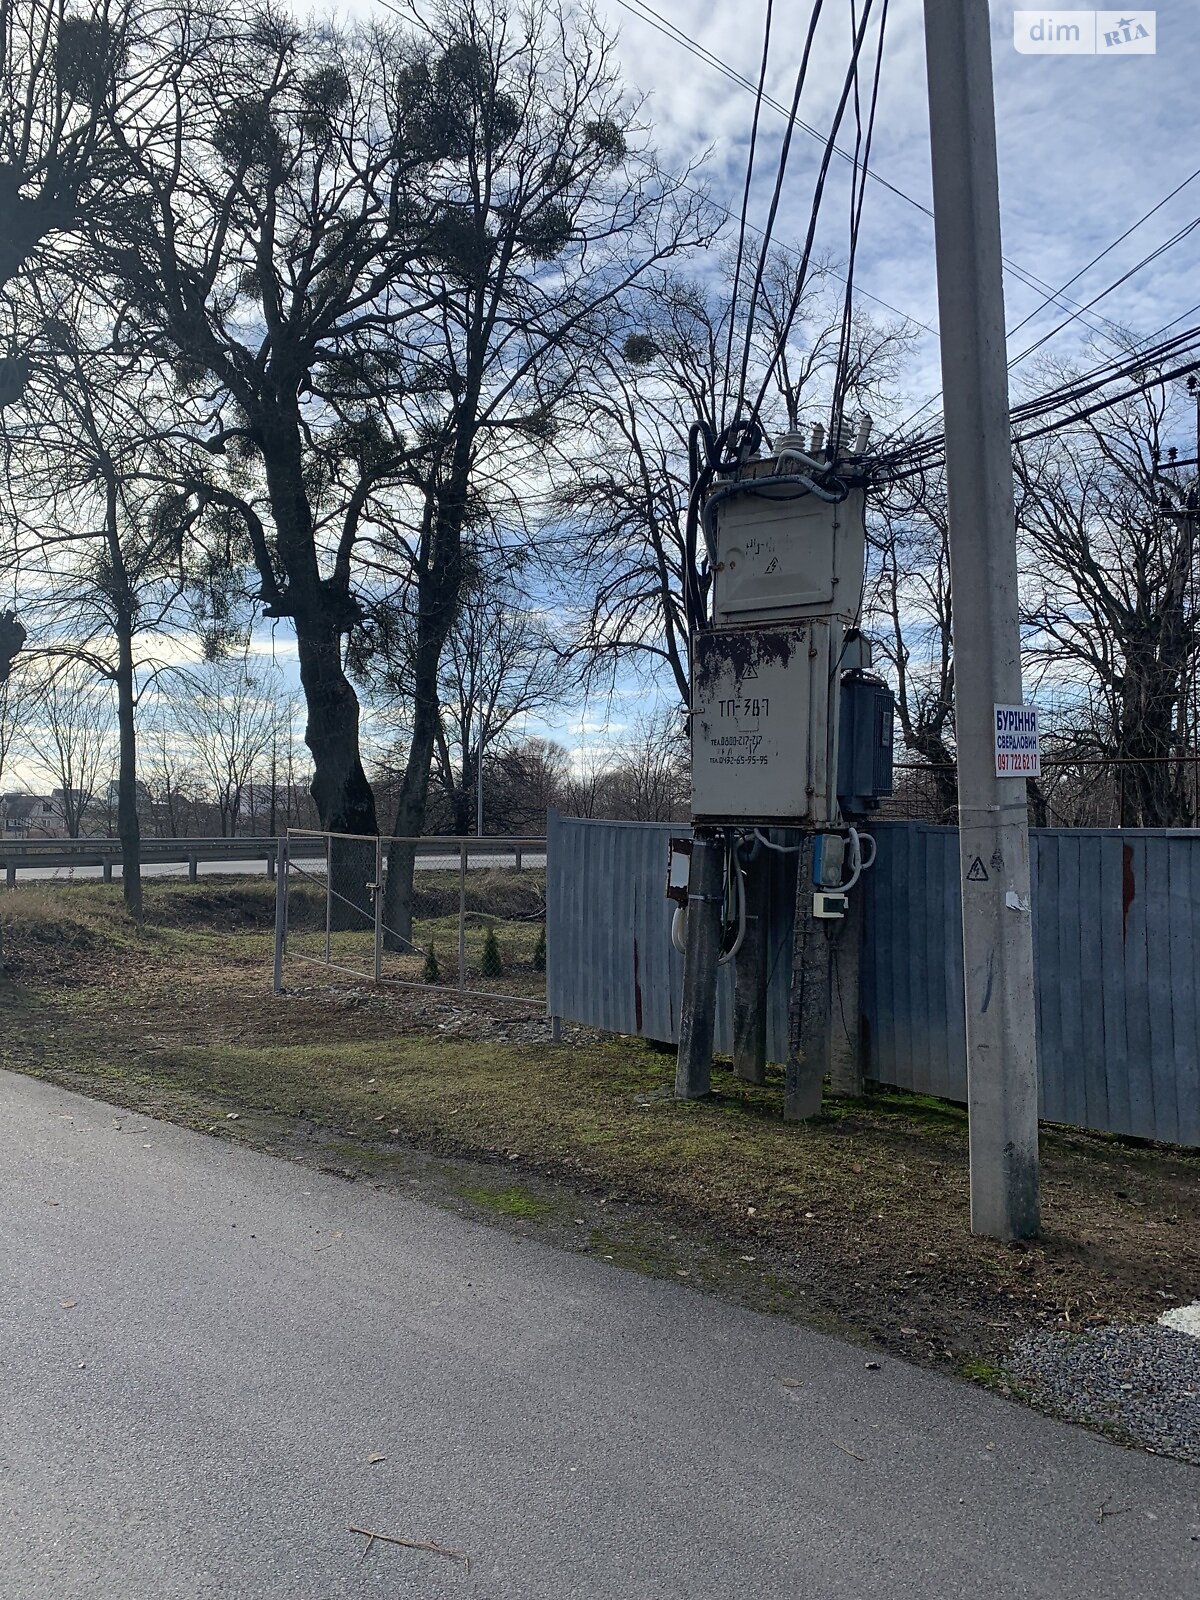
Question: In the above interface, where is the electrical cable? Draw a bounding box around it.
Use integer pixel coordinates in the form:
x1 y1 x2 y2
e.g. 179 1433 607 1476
670 836 748 964
745 1 878 434
1007 212 1200 373
827 0 869 457
717 843 747 965
720 0 774 435
881 168 1200 447
732 0 827 426
874 321 1200 480
1005 163 1200 346
754 828 802 853
827 0 888 458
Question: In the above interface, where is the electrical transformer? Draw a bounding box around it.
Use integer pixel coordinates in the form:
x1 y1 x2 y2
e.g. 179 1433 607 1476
691 459 876 827
710 477 866 629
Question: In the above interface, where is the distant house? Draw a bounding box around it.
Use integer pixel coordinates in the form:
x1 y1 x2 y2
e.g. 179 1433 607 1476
0 790 71 837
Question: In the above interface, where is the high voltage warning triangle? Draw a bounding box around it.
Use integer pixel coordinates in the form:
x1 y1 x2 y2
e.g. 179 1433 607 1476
966 856 989 882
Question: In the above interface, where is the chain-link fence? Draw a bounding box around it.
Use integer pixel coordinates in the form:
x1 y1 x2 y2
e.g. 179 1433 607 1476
271 830 547 1009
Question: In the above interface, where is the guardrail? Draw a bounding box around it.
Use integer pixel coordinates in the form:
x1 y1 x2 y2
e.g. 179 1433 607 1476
0 832 545 885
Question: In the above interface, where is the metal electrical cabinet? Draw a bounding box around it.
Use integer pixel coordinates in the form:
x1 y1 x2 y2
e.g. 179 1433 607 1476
837 675 895 817
690 623 839 826
711 482 866 628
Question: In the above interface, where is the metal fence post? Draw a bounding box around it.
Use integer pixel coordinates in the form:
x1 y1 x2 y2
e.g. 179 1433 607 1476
458 841 468 991
272 836 289 995
324 834 332 965
373 835 384 984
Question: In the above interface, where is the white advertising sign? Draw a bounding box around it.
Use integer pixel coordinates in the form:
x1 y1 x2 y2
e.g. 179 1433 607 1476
994 704 1041 778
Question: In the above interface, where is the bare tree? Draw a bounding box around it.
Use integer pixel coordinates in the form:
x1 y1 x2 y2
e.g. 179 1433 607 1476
487 735 570 832
0 271 242 916
29 662 115 836
172 659 287 836
369 0 710 939
1015 371 1200 826
357 562 570 838
867 473 958 817
90 2 443 845
139 715 204 838
0 656 31 791
601 708 689 821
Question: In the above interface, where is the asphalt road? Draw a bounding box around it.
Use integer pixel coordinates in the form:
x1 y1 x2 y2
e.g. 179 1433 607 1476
1 1069 1197 1600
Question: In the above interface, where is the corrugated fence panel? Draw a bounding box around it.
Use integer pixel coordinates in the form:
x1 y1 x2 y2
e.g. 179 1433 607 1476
862 824 965 1099
862 824 1200 1144
548 814 1200 1147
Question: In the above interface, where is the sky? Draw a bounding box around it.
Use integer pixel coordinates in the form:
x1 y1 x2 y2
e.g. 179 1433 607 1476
15 2 1200 788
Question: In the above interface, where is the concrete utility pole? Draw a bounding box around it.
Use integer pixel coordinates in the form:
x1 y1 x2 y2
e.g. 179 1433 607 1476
829 892 865 1097
923 0 1041 1238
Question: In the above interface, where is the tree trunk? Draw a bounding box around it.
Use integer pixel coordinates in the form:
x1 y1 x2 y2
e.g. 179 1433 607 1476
383 696 440 950
114 615 142 922
383 462 471 948
295 611 379 928
261 416 380 927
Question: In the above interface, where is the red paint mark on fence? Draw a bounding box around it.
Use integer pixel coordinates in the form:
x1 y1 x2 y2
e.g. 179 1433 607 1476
1122 843 1136 942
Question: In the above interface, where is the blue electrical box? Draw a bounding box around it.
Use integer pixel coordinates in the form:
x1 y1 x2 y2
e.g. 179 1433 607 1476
838 675 895 817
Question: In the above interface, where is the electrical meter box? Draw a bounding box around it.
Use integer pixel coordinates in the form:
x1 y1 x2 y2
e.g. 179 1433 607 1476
691 623 840 826
837 675 895 816
711 480 866 628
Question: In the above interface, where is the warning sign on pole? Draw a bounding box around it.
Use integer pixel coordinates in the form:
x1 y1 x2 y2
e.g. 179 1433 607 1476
993 704 1040 778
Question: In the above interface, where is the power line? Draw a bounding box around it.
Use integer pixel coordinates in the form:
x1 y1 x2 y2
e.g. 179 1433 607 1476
828 0 889 451
877 326 1200 482
720 0 773 433
661 160 935 337
1005 163 1200 346
880 169 1200 450
1007 211 1200 371
608 0 1119 335
611 0 922 218
734 0 829 422
375 0 934 339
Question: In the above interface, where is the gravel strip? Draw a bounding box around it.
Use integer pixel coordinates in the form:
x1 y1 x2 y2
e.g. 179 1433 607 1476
1012 1323 1200 1463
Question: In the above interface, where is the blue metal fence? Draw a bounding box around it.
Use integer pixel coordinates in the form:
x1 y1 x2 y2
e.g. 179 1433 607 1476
547 814 1200 1148
863 823 1200 1145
